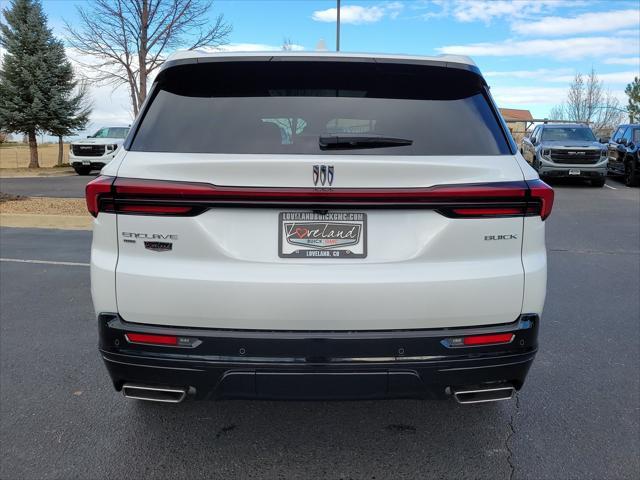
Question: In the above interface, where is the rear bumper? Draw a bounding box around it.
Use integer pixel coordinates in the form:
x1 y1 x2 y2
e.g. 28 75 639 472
99 313 538 401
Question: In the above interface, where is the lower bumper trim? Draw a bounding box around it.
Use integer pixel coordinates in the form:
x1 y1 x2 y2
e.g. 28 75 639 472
99 313 539 401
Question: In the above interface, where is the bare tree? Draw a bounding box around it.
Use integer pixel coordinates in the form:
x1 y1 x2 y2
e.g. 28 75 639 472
282 37 294 51
551 69 625 135
66 0 231 116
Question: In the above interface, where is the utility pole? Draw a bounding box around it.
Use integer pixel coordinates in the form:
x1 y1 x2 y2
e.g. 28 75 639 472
336 0 341 51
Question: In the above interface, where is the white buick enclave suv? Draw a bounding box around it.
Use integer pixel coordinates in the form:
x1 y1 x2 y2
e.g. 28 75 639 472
87 52 553 404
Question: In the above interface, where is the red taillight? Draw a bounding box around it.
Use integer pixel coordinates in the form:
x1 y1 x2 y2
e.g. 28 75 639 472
526 179 554 220
463 333 515 346
125 333 178 346
117 204 194 214
85 175 115 217
450 207 524 217
85 177 554 220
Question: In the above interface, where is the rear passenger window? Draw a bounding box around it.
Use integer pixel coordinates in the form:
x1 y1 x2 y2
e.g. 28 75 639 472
131 62 512 156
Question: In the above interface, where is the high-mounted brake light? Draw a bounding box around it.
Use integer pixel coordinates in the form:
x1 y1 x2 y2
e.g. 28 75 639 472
85 176 554 220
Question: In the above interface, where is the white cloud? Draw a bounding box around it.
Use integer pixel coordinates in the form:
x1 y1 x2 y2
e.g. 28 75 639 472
492 87 631 113
604 57 640 66
612 28 640 37
490 86 568 106
484 68 572 80
548 71 639 84
512 9 640 36
438 35 639 60
312 2 403 25
485 69 639 85
214 42 304 52
450 0 564 23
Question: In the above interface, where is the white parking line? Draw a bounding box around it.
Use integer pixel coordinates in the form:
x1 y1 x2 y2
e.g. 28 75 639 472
0 258 89 267
604 184 617 190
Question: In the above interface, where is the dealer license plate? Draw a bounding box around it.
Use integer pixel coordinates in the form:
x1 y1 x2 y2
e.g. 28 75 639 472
279 212 367 258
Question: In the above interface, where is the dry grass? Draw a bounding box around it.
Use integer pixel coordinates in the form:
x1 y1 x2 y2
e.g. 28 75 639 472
0 196 86 215
0 144 70 169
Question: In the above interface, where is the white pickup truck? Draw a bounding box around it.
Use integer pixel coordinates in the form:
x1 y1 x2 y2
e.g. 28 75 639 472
69 126 130 175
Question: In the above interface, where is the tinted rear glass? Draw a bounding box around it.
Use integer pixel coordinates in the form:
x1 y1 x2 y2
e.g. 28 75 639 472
130 61 511 155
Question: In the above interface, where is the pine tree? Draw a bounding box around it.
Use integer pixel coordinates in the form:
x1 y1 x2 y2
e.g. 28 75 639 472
47 39 92 166
625 77 640 124
0 0 67 168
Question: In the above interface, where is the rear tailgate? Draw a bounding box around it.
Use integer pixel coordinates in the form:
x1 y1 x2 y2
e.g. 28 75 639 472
113 153 527 330
110 58 528 330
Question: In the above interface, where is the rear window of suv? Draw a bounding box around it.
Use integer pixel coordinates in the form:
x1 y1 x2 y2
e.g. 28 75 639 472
130 61 512 156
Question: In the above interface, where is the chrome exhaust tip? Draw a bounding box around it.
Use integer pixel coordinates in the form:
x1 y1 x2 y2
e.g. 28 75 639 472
452 385 516 404
122 383 187 403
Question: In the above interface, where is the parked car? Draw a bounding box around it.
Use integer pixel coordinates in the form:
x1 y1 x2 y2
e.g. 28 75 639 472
69 126 130 175
606 124 640 186
86 51 553 404
521 123 608 187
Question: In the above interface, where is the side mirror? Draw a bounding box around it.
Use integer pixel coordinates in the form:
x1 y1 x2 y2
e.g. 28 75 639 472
619 138 628 146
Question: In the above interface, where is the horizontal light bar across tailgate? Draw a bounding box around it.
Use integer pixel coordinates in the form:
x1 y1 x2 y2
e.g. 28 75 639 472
86 176 553 220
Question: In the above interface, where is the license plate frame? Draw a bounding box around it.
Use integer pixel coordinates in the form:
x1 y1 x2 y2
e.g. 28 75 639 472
278 212 367 259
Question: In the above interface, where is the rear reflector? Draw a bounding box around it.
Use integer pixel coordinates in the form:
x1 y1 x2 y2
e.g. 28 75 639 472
85 176 554 220
125 333 178 346
463 333 515 346
443 332 515 348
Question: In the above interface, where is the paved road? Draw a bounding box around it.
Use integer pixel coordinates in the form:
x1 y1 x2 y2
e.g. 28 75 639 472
1 183 638 479
0 174 96 198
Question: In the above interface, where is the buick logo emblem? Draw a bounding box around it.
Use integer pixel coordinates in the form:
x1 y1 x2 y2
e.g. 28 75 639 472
313 165 334 187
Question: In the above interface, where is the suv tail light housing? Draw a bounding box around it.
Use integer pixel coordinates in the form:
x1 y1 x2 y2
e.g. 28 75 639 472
86 176 554 220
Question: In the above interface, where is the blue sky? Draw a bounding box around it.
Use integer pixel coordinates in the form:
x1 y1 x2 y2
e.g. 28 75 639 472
2 0 639 134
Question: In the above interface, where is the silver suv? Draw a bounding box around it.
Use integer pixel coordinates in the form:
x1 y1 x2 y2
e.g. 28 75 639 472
521 123 608 187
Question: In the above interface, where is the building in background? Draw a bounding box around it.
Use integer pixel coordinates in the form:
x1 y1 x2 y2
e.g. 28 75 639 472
499 108 534 145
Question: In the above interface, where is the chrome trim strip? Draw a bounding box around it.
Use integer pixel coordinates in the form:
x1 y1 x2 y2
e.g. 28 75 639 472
102 356 204 372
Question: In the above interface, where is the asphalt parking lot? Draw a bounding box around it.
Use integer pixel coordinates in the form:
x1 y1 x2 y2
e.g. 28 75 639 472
0 174 95 198
1 177 638 480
